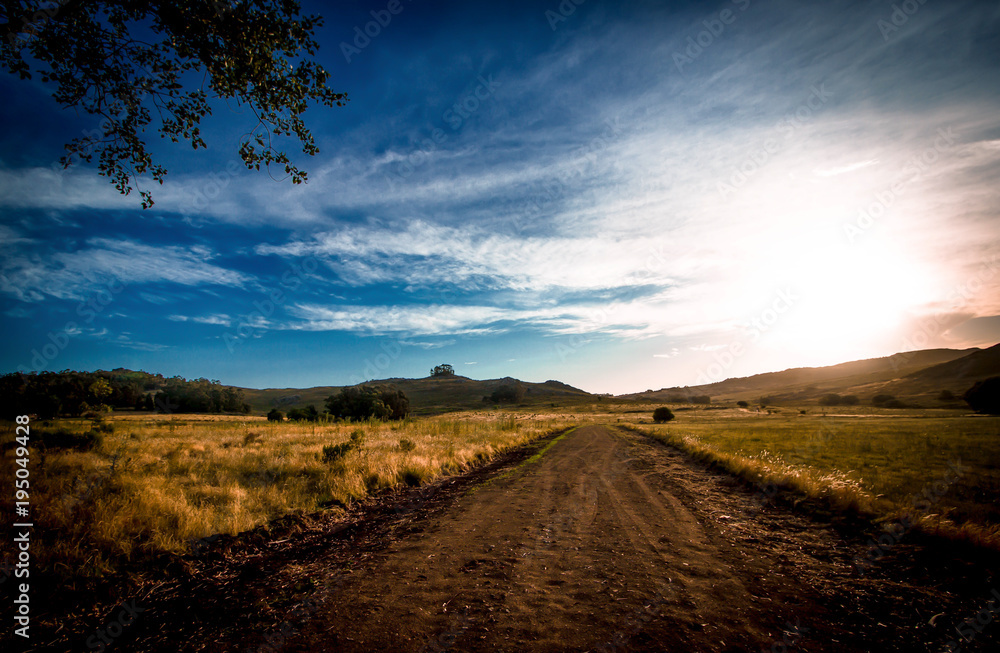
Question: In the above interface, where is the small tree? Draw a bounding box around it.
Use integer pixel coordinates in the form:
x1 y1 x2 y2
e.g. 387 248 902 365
736 400 749 408
431 364 455 377
326 385 409 421
652 407 674 423
266 408 284 422
287 405 319 421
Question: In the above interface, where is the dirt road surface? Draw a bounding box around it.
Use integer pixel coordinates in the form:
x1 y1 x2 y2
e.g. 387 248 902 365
28 424 1000 652
282 425 996 653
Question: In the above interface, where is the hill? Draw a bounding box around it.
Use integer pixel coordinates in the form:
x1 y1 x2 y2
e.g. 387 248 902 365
241 375 593 415
623 346 999 406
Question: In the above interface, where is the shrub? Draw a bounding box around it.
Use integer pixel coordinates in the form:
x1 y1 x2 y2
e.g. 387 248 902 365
872 394 896 406
287 405 319 422
266 408 284 422
321 442 353 464
736 400 749 408
326 385 409 421
963 377 1000 415
41 427 102 451
652 407 675 423
841 395 860 406
399 438 416 453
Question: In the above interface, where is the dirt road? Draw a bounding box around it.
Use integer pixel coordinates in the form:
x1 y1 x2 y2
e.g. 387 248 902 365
279 425 954 653
34 424 1000 653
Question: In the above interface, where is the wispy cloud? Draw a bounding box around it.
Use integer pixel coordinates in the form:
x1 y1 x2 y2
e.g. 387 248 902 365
1 238 252 302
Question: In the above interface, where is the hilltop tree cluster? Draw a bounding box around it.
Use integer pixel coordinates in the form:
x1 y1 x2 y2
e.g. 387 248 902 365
430 364 455 377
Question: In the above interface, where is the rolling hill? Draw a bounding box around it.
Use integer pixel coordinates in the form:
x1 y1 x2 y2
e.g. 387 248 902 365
199 344 1000 415
622 345 1000 406
240 375 593 415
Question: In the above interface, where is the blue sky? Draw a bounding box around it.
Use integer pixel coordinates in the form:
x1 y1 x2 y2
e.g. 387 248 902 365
2 0 1000 394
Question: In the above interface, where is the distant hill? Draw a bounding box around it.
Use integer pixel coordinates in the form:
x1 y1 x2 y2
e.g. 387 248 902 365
240 375 593 415
623 346 998 406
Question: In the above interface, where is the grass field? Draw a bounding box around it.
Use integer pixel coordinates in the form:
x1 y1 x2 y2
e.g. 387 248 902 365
0 411 577 582
612 404 1000 546
5 402 1000 589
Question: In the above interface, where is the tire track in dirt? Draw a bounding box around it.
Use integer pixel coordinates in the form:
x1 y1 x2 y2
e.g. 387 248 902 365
287 425 831 652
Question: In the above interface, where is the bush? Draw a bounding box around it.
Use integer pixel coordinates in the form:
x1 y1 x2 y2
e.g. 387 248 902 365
287 405 319 421
41 427 102 451
267 408 284 421
321 442 353 464
963 377 1000 415
652 407 675 423
819 394 858 407
872 394 895 406
736 400 749 408
399 438 416 452
326 385 409 421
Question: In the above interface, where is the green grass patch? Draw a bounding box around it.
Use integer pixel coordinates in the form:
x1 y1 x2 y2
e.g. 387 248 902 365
621 410 1000 550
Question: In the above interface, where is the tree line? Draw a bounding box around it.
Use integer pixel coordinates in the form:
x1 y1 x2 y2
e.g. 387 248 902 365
268 384 410 422
0 369 250 419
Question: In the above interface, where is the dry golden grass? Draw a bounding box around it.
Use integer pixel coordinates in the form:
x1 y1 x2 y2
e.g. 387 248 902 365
0 411 578 578
616 407 1000 550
